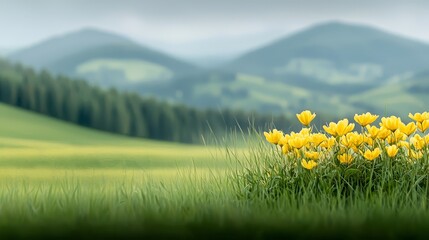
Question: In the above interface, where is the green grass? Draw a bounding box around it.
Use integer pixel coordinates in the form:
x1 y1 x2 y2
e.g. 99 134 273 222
0 103 229 169
0 103 238 238
3 103 429 238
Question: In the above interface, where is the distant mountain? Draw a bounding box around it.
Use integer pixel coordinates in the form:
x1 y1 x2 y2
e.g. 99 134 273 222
128 22 429 117
228 22 429 84
0 48 15 56
139 22 429 117
7 23 429 118
9 28 198 86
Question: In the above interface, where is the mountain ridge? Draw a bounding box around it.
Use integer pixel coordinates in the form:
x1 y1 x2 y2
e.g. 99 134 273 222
9 28 199 82
227 21 429 80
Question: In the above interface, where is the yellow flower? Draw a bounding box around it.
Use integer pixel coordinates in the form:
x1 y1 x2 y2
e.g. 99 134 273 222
366 125 380 139
417 119 429 132
410 150 423 160
409 112 429 123
354 112 379 127
425 134 429 143
299 128 311 136
296 110 316 126
351 146 360 153
410 135 426 150
323 122 338 136
338 153 354 164
398 141 410 149
363 136 374 145
264 129 283 144
380 116 402 132
289 131 300 137
400 122 417 136
377 127 391 140
326 137 337 149
305 151 320 160
294 149 301 158
288 136 309 149
278 134 290 147
319 137 336 149
324 119 355 137
282 144 291 154
340 134 353 149
351 132 364 146
340 132 363 149
301 159 317 170
363 147 381 161
265 112 429 168
386 130 406 145
335 119 355 137
386 145 399 158
310 133 327 146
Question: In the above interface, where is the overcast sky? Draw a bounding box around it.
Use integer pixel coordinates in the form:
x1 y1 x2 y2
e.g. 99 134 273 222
1 0 429 59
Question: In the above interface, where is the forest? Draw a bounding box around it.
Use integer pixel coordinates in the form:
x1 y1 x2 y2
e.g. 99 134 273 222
0 59 292 143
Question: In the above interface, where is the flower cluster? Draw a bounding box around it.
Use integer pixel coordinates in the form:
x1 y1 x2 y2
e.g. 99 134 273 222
264 110 429 170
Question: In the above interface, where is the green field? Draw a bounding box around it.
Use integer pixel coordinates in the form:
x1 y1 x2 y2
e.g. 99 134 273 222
0 102 228 168
0 103 235 238
76 58 173 83
4 103 429 238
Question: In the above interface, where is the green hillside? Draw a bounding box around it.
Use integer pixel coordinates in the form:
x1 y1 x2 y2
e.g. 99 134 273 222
349 71 429 117
146 68 429 117
143 71 366 116
0 102 225 169
76 58 173 84
0 102 152 145
214 73 360 115
9 28 198 86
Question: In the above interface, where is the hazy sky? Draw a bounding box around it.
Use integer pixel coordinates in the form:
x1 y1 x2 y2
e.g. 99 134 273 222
1 0 429 59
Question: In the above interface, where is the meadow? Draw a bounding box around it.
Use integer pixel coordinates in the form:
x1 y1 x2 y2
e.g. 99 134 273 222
3 103 429 239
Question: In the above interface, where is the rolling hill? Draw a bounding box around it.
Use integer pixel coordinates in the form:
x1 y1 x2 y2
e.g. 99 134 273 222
9 28 198 87
138 70 368 117
137 21 429 117
6 22 429 118
0 101 165 146
346 70 429 117
0 102 221 169
227 21 429 84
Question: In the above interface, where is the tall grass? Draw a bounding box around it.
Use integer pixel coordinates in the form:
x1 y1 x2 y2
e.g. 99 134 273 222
1 165 429 238
2 117 429 238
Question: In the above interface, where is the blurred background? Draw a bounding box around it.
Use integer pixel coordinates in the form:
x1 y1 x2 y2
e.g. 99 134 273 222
1 0 429 142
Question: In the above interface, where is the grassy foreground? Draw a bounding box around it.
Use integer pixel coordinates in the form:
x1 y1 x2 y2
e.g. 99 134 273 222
2 103 429 239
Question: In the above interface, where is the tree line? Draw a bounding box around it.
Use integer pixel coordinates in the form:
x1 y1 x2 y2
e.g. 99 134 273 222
0 59 293 143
